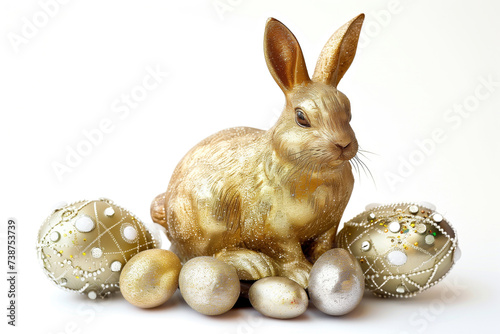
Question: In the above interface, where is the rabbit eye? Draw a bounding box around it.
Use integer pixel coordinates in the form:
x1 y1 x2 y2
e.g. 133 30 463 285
295 109 311 128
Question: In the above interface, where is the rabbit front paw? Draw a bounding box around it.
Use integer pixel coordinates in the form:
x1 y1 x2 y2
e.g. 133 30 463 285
215 248 280 281
281 260 313 289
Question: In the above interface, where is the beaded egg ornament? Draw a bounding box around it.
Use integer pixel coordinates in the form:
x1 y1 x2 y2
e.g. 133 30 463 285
37 199 159 299
337 203 460 298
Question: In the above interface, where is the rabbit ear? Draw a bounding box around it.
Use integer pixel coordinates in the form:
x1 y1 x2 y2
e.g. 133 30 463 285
312 14 364 87
264 18 310 93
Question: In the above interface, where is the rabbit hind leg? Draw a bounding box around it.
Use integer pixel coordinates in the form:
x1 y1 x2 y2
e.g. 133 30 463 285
167 196 241 260
215 248 280 281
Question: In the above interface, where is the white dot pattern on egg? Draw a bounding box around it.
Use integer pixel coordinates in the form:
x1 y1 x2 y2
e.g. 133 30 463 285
387 250 407 266
337 202 459 298
91 248 103 259
388 221 401 233
36 199 157 299
104 207 115 217
50 231 60 242
88 291 97 300
432 214 443 223
74 216 95 233
425 235 435 245
416 223 427 234
122 225 138 242
361 241 371 252
396 285 405 294
110 261 122 272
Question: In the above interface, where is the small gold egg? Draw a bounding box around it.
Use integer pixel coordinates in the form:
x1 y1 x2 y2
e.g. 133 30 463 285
119 249 182 308
249 277 308 319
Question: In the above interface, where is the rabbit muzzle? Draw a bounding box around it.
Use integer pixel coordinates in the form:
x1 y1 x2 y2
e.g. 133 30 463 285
335 138 358 161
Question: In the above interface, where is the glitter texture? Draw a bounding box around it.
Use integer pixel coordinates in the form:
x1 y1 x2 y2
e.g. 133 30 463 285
337 203 459 298
249 277 308 319
179 257 240 315
151 14 365 289
37 199 157 298
119 249 181 308
308 248 364 315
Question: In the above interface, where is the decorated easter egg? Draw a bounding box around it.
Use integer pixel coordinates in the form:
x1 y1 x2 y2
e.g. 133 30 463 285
37 199 158 299
179 256 240 315
120 249 182 308
249 276 308 319
337 203 460 298
308 248 364 315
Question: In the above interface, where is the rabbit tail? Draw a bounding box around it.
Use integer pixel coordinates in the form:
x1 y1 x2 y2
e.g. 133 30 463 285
150 192 167 229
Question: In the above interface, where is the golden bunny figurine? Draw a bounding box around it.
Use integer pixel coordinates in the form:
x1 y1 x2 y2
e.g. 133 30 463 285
151 14 365 288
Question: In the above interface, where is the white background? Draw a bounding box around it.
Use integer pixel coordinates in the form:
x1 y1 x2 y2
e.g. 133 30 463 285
1 0 499 333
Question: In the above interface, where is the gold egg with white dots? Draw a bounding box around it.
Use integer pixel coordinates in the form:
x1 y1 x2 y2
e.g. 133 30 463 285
37 199 158 299
337 203 460 298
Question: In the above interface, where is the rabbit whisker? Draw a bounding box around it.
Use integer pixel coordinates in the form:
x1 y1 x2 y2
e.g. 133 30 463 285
351 154 375 186
357 151 370 160
358 147 377 157
350 157 360 178
288 149 317 161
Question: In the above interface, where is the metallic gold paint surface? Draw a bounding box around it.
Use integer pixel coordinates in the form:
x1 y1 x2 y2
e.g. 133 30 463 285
37 199 157 298
120 249 182 308
337 203 459 298
151 15 365 288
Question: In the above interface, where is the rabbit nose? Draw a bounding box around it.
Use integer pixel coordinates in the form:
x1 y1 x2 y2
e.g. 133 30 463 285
335 142 351 150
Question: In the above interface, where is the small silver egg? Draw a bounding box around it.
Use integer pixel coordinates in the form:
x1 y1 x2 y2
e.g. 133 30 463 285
179 256 240 315
308 248 364 315
249 277 308 319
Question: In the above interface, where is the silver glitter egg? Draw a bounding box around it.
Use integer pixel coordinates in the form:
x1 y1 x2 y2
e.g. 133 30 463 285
179 256 240 315
308 248 364 315
249 277 308 319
